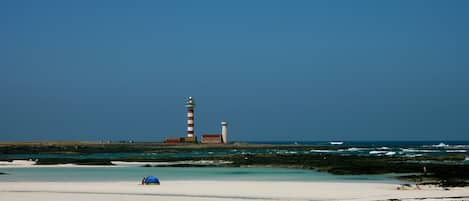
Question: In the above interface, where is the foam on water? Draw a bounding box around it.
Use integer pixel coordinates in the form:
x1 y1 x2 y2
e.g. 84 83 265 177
309 149 333 153
445 150 467 153
432 142 449 148
369 151 387 155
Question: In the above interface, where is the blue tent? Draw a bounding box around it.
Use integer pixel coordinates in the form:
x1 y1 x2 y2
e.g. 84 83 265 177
144 176 160 185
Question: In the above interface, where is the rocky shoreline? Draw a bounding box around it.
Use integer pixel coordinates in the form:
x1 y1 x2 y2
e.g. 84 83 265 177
1 142 468 187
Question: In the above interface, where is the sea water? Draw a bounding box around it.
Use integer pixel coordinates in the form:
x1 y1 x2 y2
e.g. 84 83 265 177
1 141 467 183
0 166 402 183
2 141 468 160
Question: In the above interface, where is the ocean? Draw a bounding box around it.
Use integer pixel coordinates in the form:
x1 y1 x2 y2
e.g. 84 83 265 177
2 141 468 160
0 166 403 183
0 141 467 183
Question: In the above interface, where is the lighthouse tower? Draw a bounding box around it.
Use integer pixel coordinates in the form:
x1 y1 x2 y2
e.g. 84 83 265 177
185 96 195 138
221 121 228 144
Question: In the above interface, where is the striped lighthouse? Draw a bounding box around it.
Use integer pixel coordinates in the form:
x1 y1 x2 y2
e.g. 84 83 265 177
185 96 195 138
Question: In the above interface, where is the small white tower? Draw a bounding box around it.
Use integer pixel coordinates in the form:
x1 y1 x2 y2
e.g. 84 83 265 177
221 121 228 144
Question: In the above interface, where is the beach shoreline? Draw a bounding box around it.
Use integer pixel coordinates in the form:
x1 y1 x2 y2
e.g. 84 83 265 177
1 180 468 201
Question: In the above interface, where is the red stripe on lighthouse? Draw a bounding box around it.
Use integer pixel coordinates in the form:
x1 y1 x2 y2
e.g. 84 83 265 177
186 97 195 138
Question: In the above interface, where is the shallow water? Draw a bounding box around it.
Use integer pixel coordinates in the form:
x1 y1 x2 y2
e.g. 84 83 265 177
1 141 467 183
0 166 402 183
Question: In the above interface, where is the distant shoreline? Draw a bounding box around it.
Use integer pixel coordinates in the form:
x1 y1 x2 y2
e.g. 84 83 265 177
1 141 468 187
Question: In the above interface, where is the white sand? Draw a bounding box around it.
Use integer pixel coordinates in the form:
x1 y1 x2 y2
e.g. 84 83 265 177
0 160 36 167
0 160 232 168
0 160 105 168
1 161 468 200
0 181 468 201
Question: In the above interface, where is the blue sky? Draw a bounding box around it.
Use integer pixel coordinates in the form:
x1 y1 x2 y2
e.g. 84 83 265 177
1 0 468 141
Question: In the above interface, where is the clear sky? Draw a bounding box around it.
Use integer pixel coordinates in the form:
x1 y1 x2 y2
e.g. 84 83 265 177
1 0 468 141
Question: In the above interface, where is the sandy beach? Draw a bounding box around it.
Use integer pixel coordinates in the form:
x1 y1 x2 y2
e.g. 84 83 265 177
1 181 468 201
